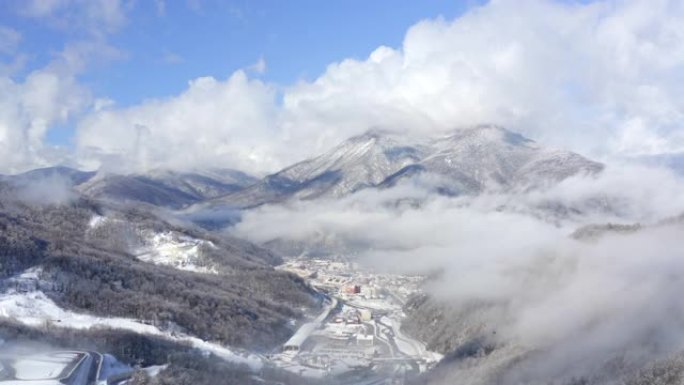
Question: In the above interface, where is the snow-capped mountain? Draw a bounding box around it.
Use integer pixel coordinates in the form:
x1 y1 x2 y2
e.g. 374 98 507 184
76 168 257 209
3 126 601 212
203 125 602 209
207 129 429 208
391 125 603 194
279 129 427 198
1 166 96 186
1 167 258 209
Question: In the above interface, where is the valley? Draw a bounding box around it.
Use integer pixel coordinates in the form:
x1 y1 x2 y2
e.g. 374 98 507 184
272 258 442 384
3 2 682 384
0 125 682 384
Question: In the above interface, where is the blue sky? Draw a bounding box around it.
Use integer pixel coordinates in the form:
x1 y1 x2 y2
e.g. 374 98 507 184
1 0 681 174
100 0 485 103
0 0 485 147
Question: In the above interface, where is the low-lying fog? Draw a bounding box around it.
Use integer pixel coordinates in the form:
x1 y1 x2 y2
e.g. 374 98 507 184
231 163 684 382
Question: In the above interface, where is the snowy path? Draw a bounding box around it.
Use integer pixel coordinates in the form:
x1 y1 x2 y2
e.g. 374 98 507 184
0 290 263 369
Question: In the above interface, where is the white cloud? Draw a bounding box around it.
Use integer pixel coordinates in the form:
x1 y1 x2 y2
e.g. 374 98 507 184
76 71 281 173
17 0 128 36
0 26 21 55
161 51 184 65
248 57 267 75
69 0 684 175
0 26 123 173
0 67 91 173
0 0 132 173
281 0 684 161
231 167 684 381
2 0 683 174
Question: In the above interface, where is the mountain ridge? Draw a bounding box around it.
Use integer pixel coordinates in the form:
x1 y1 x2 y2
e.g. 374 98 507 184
199 125 603 209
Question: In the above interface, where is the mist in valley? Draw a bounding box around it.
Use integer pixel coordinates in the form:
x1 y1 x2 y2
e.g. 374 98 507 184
2 0 684 384
231 163 684 383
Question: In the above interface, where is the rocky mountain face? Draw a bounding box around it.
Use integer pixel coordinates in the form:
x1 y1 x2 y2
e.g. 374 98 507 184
202 125 602 209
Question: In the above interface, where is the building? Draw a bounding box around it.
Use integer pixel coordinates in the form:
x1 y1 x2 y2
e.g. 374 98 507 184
342 285 361 295
356 334 375 346
283 323 318 353
361 286 379 298
358 309 372 321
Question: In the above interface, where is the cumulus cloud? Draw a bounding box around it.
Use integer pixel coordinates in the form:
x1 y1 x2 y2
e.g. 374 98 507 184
0 0 131 174
281 0 684 160
69 0 684 175
0 36 127 174
0 67 91 173
76 71 281 173
3 0 684 175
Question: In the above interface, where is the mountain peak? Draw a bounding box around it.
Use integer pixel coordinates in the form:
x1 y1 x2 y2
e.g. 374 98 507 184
202 126 601 209
440 125 535 147
348 127 398 141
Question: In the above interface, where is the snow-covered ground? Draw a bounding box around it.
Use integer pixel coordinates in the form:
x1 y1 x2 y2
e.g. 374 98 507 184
11 352 81 380
88 215 107 229
381 316 443 364
88 215 218 274
98 354 139 380
0 267 57 294
346 297 400 312
135 231 218 274
0 289 262 370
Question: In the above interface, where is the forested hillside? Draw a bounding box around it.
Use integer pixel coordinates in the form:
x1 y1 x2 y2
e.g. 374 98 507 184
0 180 319 350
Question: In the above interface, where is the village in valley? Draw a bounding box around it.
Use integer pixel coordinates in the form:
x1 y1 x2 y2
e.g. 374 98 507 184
271 258 443 384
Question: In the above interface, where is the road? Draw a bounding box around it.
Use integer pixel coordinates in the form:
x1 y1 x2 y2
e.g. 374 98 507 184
315 295 339 324
85 351 103 385
62 351 104 385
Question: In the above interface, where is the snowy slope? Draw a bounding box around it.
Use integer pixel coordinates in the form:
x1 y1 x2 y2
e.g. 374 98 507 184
6 166 96 186
76 168 257 209
407 125 603 194
277 129 428 198
204 130 428 208
0 287 263 369
87 214 219 273
202 126 602 209
134 231 219 274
